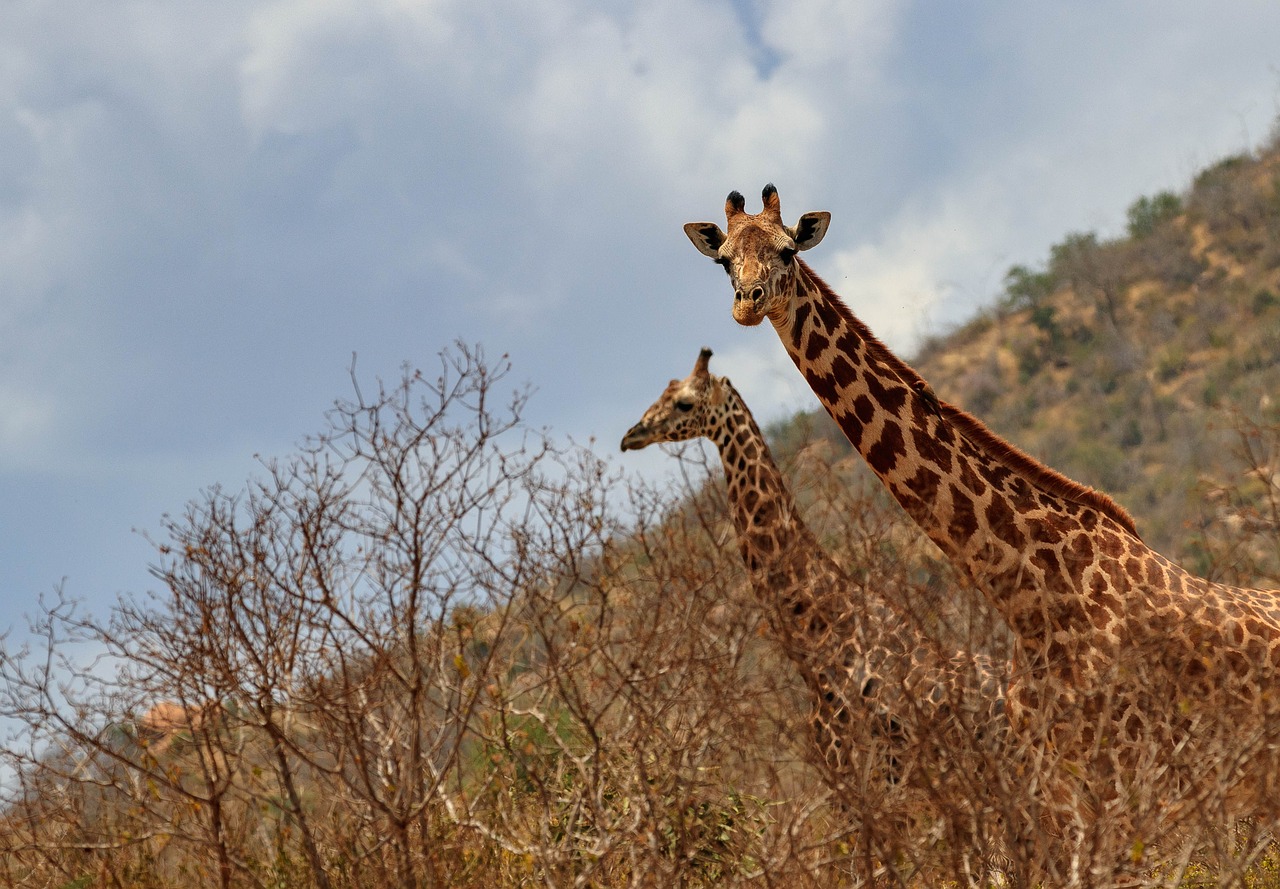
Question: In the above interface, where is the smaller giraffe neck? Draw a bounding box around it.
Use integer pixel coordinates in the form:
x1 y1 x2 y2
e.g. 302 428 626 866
707 377 1007 783
707 379 902 637
708 386 800 566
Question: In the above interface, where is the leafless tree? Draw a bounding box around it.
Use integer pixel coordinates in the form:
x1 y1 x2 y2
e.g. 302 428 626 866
4 344 1280 887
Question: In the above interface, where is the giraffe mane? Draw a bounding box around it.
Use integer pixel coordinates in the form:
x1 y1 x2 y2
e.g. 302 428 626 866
797 259 1141 539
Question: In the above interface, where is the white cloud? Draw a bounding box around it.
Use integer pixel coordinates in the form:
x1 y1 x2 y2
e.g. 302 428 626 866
4 0 1280 618
238 0 457 139
0 386 56 462
509 2 750 192
761 0 903 84
0 187 57 318
799 185 999 352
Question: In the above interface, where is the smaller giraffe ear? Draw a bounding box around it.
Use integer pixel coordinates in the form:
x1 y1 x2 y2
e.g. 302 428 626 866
684 222 725 259
788 212 831 251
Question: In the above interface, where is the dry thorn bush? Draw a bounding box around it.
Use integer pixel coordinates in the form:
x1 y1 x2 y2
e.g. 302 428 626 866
1 345 1279 887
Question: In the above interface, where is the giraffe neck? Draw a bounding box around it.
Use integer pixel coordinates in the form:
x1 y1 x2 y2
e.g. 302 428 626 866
708 381 903 645
707 385 801 569
770 259 1143 644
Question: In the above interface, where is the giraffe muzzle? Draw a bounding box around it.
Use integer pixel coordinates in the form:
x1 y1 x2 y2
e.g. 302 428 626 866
733 285 767 326
620 423 650 451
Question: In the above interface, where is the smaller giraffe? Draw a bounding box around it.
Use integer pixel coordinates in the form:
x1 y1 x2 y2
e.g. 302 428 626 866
622 348 1007 820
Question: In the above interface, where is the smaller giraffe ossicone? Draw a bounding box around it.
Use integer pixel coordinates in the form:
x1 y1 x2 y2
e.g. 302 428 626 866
621 348 1008 839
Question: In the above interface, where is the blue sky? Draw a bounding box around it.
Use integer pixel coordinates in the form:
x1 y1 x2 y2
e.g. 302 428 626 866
3 0 1280 627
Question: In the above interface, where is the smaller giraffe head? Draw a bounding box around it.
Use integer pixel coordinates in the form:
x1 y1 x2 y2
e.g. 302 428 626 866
684 184 831 326
620 347 727 451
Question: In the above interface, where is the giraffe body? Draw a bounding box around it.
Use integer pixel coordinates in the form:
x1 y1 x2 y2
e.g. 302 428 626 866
684 186 1280 881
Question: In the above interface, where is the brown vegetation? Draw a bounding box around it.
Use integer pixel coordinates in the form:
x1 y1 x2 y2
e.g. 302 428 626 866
0 345 1011 887
5 134 1280 887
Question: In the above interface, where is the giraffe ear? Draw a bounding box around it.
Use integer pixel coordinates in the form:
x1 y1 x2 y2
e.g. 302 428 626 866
684 222 726 259
789 212 831 251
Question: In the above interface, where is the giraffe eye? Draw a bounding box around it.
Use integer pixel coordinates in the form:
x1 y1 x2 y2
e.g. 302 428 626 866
780 246 797 264
714 257 731 275
675 400 694 412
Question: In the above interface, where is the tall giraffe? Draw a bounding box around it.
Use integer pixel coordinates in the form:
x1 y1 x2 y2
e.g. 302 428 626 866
622 347 1008 861
683 185 1280 882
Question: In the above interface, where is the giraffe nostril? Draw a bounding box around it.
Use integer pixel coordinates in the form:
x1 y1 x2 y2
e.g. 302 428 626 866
749 286 764 301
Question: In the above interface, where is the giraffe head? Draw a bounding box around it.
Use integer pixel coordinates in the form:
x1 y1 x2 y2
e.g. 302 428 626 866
620 347 727 451
684 184 831 326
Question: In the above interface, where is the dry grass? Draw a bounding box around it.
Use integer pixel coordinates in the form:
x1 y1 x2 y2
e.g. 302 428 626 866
1 346 1279 888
